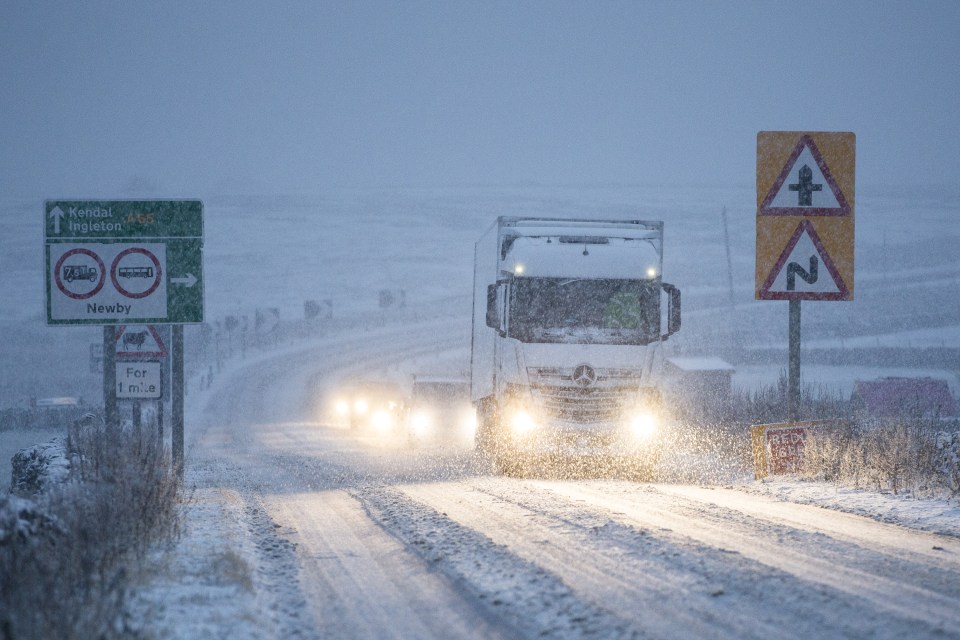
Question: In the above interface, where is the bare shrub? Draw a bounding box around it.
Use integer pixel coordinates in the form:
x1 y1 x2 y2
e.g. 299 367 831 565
934 429 960 497
1 418 183 639
802 420 861 483
801 414 959 497
730 379 960 498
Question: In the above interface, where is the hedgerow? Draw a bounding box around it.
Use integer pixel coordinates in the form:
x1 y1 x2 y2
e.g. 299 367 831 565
1 416 183 640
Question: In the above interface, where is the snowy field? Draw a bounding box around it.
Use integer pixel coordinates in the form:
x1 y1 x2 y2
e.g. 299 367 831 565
2 183 958 404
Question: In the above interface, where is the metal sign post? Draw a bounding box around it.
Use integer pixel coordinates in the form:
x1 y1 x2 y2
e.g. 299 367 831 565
172 325 184 479
104 326 118 429
756 132 855 419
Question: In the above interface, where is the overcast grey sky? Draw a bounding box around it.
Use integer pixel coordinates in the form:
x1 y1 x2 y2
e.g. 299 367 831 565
2 0 957 196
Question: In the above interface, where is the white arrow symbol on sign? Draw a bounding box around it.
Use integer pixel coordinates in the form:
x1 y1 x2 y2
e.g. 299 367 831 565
170 273 197 288
49 206 65 234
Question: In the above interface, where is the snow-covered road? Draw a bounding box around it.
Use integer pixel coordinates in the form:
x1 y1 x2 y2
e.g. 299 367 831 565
148 314 960 639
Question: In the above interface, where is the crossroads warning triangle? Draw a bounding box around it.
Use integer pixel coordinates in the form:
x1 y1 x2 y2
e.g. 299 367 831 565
759 220 850 300
760 135 851 216
115 325 168 358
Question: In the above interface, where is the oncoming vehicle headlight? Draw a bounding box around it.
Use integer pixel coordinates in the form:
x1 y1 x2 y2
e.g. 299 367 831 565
334 399 349 416
410 411 433 436
371 410 393 432
510 410 536 435
630 413 658 439
354 399 369 415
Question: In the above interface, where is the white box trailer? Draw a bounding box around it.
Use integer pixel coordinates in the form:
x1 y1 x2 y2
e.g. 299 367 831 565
471 217 681 477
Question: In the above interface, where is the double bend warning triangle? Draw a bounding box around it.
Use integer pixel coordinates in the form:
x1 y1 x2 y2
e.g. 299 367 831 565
759 220 850 301
760 135 851 216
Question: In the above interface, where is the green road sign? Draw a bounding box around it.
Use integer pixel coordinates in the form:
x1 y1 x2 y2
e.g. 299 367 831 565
44 200 204 325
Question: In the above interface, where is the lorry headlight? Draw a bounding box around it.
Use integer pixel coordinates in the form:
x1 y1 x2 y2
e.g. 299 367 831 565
510 410 536 435
630 413 658 439
354 399 369 415
334 399 349 416
462 411 477 438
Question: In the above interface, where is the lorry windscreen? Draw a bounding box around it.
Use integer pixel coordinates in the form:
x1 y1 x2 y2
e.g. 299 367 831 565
508 277 660 345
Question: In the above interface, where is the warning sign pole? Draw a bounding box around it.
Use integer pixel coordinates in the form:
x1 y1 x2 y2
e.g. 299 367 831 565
757 131 855 422
788 300 801 419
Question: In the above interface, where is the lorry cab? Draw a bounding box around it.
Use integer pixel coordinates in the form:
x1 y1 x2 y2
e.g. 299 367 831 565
472 218 681 477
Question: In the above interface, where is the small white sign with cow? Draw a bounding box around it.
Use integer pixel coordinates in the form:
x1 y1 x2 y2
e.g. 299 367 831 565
115 325 168 359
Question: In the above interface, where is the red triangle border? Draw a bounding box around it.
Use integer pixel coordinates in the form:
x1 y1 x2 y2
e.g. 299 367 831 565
759 220 851 301
760 134 851 217
115 325 168 359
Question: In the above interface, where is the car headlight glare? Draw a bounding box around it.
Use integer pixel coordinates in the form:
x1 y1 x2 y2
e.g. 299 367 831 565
334 400 349 416
371 410 392 431
411 411 433 435
354 399 369 415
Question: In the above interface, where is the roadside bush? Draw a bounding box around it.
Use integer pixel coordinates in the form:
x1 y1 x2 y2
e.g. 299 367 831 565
802 416 960 497
0 418 183 640
9 438 71 496
731 378 960 498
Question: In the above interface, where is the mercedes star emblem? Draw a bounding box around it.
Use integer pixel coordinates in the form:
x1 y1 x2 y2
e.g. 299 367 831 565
573 364 597 387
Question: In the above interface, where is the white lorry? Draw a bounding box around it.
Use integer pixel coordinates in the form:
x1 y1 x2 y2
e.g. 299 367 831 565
471 217 681 477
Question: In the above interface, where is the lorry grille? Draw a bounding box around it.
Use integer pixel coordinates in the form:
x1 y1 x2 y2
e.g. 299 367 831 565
527 367 641 423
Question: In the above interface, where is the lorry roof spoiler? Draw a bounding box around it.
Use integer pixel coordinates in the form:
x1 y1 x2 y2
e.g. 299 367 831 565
499 218 663 241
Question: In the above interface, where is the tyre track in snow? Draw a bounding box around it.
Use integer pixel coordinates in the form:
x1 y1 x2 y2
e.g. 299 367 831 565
391 477 960 638
655 485 960 564
355 485 640 639
531 481 960 637
262 489 505 640
397 479 763 639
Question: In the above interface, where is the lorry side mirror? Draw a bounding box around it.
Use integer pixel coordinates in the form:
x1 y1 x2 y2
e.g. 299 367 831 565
486 284 506 336
660 282 681 340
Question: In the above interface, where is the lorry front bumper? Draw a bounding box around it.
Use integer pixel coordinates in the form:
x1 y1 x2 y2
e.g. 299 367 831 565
505 419 662 457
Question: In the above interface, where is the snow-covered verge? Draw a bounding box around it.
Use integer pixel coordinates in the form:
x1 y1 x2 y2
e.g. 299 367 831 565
744 478 960 538
126 485 268 640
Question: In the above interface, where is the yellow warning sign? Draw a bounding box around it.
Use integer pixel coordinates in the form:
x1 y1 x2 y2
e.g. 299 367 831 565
756 131 855 300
